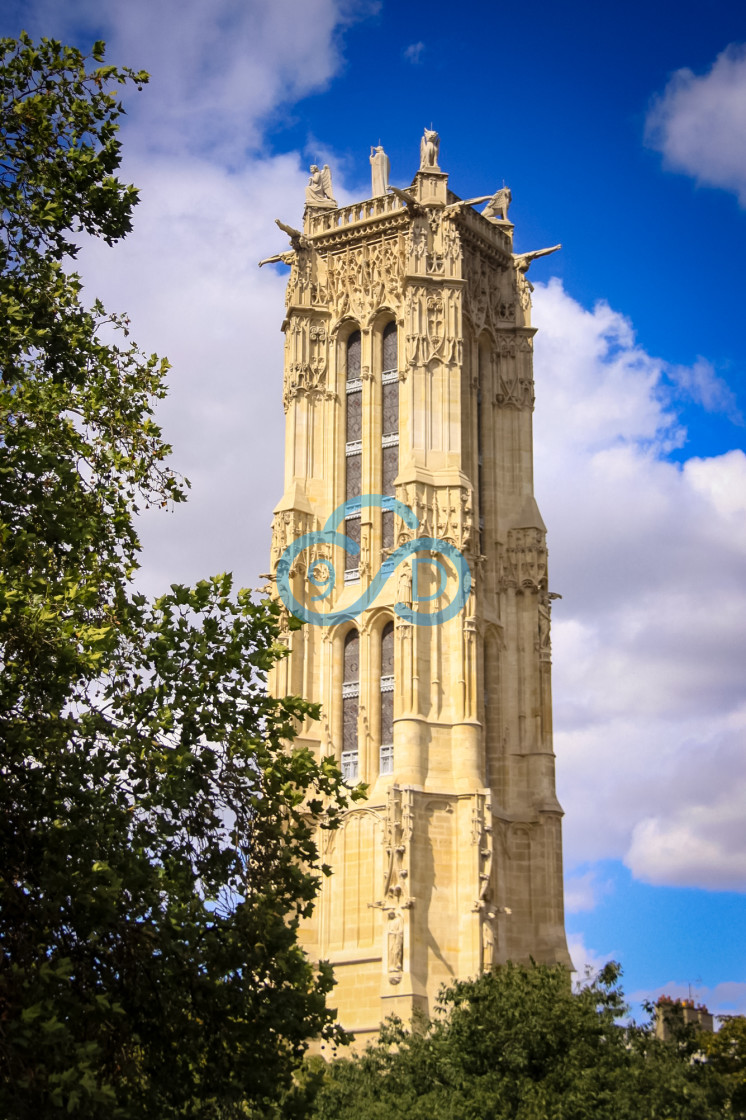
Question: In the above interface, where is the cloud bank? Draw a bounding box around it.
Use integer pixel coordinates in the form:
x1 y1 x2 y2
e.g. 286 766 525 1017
532 280 746 891
646 43 746 205
17 0 375 596
5 1 744 905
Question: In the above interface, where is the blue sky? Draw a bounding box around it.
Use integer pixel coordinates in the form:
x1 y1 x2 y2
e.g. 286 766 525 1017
4 0 745 1021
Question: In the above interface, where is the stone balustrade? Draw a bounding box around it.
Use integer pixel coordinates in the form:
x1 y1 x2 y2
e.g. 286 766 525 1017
308 192 405 234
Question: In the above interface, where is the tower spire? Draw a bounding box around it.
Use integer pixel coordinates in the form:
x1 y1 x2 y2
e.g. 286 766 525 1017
265 132 570 1045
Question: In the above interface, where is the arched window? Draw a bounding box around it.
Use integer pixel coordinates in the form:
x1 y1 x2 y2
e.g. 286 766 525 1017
381 322 398 552
342 630 359 781
379 621 394 774
345 330 362 582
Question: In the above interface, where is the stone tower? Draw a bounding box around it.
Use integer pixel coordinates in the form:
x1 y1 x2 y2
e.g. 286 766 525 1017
267 132 570 1046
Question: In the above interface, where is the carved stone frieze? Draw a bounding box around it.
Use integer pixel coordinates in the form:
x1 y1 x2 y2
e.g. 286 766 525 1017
396 481 475 555
270 507 314 575
283 316 332 411
406 223 429 276
494 333 533 357
441 217 462 276
495 364 535 411
405 284 462 368
324 234 405 324
498 527 548 593
284 248 330 309
463 247 516 334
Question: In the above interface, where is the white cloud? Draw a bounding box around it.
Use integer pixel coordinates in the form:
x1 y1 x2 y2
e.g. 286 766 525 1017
645 43 746 204
6 0 374 597
532 280 746 890
7 2 745 897
78 152 309 596
669 358 742 421
22 0 375 159
567 933 617 986
404 41 425 65
564 869 613 913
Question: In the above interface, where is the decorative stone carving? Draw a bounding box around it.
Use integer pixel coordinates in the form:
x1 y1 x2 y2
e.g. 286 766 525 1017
420 127 440 169
271 507 314 575
275 218 308 251
386 909 404 980
536 591 560 662
482 917 496 969
512 245 561 274
370 144 390 197
405 284 462 368
282 317 331 410
483 187 512 222
406 223 428 274
537 594 552 661
380 784 415 908
305 164 337 209
441 218 462 273
282 247 331 310
471 793 496 972
325 236 404 323
495 358 535 411
511 245 561 316
258 249 295 268
395 481 475 555
463 248 515 334
498 527 548 593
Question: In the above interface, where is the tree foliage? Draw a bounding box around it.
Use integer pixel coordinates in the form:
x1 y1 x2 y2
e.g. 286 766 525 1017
701 1016 746 1114
0 34 357 1118
311 963 739 1120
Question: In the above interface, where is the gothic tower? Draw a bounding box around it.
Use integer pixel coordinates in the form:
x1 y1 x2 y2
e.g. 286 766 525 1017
267 132 571 1046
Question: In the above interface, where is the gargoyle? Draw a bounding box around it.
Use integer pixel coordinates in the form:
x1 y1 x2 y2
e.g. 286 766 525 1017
387 185 422 215
512 244 562 273
274 218 309 251
443 195 493 216
258 251 296 268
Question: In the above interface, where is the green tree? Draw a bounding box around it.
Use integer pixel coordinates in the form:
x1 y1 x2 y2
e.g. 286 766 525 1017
0 34 357 1118
311 963 731 1120
700 1016 746 1115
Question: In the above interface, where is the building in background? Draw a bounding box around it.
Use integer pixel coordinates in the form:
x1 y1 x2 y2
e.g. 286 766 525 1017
266 131 570 1044
655 996 715 1041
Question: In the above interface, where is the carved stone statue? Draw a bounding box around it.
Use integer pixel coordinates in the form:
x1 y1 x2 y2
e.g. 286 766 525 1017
482 918 495 969
483 187 512 222
512 244 562 274
305 164 337 209
396 562 412 609
419 127 440 170
387 909 404 973
370 144 390 197
274 218 308 251
258 250 296 268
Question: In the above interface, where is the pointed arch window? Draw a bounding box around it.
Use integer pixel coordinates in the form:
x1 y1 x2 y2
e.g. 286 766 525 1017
342 630 359 781
379 621 394 774
345 330 362 582
381 322 398 552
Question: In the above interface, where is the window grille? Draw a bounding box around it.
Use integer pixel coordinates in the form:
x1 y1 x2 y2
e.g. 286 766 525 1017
379 623 394 776
342 630 359 781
